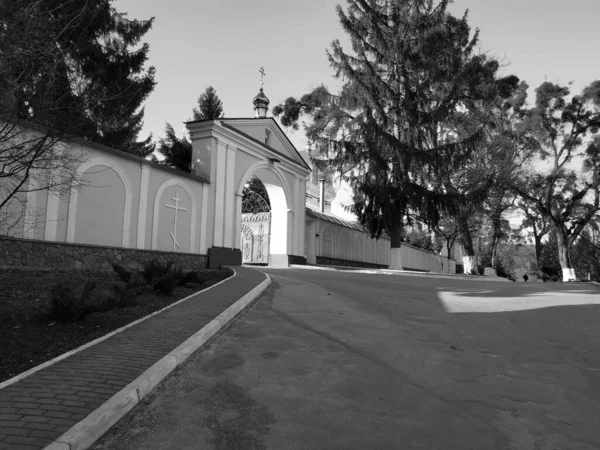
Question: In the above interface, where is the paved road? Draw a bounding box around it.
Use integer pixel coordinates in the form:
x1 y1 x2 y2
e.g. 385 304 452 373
92 269 600 450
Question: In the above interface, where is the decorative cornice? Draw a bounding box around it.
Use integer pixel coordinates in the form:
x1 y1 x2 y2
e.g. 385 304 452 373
241 212 271 222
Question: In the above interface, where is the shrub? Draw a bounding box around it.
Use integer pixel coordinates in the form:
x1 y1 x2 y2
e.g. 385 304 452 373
50 280 97 322
179 270 203 286
142 260 174 284
153 276 179 295
112 263 132 284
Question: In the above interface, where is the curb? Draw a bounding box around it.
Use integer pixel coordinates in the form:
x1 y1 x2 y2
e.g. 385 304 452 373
355 269 511 282
0 267 237 391
43 272 271 450
288 264 510 282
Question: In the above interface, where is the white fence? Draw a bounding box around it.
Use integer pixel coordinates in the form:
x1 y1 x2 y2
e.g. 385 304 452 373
400 243 457 274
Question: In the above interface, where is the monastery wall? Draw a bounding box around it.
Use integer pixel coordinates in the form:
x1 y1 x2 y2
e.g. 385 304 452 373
0 128 210 267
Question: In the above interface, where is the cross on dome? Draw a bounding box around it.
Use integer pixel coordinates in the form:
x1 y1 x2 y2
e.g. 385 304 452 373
253 66 270 118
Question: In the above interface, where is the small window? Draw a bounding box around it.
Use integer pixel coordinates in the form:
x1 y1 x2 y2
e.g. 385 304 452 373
265 129 271 145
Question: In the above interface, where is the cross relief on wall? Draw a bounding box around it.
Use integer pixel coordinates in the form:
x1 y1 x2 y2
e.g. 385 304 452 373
165 190 187 252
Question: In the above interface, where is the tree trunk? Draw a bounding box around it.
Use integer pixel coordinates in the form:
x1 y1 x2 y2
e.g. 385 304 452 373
534 235 543 267
389 209 403 270
555 228 576 282
490 213 501 268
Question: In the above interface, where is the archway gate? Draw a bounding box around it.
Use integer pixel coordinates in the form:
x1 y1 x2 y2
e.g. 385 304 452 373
186 117 311 268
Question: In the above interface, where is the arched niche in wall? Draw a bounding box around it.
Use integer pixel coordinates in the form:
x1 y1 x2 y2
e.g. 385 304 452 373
321 225 333 258
337 229 351 260
67 158 132 247
152 180 197 253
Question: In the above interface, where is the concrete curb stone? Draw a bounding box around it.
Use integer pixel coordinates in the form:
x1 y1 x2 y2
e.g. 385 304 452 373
42 273 271 450
288 264 510 282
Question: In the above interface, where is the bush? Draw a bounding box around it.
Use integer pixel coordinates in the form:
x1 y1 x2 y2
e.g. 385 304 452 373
112 263 132 284
142 260 175 284
112 263 147 290
50 280 97 322
179 270 203 286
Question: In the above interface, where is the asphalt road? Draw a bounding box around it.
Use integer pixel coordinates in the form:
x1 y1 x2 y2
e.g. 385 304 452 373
92 269 600 450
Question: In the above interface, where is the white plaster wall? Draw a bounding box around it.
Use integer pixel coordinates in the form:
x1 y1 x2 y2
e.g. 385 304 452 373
73 165 125 247
6 135 208 254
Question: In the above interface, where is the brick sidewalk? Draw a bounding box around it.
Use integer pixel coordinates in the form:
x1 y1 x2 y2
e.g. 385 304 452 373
0 266 266 450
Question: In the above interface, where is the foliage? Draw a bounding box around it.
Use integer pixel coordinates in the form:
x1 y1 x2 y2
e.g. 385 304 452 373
192 86 224 121
49 280 97 322
433 216 461 259
514 80 600 271
403 229 435 252
112 263 147 292
156 123 193 172
540 230 600 281
539 233 562 281
514 197 551 265
242 178 271 214
476 243 519 279
440 80 532 262
0 0 156 156
273 0 515 256
0 0 156 228
571 230 600 280
142 260 172 284
157 86 224 173
112 263 132 284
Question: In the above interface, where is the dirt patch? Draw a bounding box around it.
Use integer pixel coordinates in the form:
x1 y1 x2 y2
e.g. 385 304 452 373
0 267 233 383
260 351 280 359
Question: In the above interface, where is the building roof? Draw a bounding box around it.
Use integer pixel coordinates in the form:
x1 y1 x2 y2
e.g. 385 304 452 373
3 118 210 184
306 206 392 240
306 206 365 232
185 117 312 172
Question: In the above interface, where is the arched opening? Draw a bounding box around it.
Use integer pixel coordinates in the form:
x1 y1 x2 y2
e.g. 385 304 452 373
237 164 291 267
242 178 271 214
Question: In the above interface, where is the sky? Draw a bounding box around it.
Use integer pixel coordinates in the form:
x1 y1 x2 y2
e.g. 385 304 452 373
118 0 599 220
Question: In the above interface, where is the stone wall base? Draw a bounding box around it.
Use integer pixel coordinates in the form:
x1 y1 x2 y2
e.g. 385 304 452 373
316 256 388 269
0 236 208 271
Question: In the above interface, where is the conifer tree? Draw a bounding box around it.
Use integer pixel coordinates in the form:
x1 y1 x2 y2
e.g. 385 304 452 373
156 123 192 172
274 0 515 269
192 86 224 120
1 0 156 157
158 86 224 172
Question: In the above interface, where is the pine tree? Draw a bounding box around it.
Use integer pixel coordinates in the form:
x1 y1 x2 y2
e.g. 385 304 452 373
158 86 225 172
273 0 514 269
156 123 192 172
192 86 224 120
1 0 156 156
